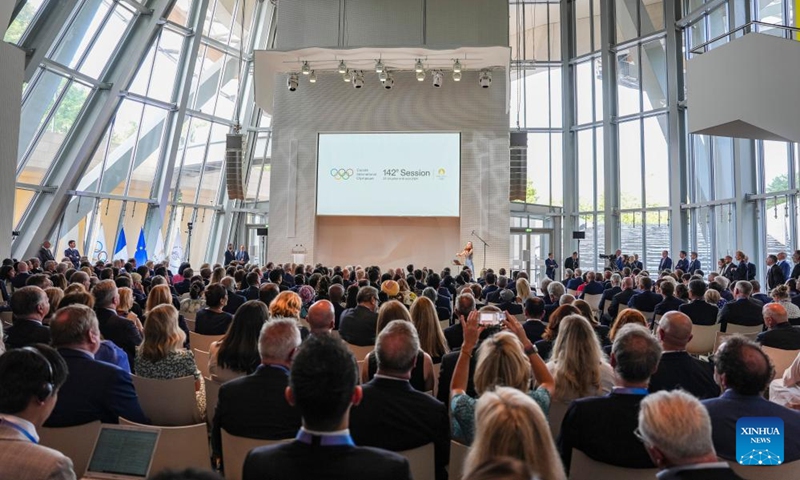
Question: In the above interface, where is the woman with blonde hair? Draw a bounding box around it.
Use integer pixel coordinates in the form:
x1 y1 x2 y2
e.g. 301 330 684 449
362 299 434 392
210 267 226 285
410 296 449 363
515 278 532 303
464 387 565 480
146 284 191 347
396 278 417 307
536 304 580 361
547 315 614 403
451 308 555 444
43 287 64 325
704 288 725 309
117 287 144 334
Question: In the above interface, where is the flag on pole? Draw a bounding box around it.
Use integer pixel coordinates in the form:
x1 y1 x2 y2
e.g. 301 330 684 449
113 228 128 261
94 224 108 263
169 228 183 272
134 228 148 266
153 232 166 263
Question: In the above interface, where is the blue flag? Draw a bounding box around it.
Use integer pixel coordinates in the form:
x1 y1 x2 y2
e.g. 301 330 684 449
113 228 128 261
134 228 148 266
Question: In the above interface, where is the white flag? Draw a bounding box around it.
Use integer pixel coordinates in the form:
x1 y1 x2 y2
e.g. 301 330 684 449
153 233 166 263
93 225 109 263
169 228 183 272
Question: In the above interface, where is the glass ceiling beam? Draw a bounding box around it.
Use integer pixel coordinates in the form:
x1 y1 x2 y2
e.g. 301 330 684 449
18 0 80 82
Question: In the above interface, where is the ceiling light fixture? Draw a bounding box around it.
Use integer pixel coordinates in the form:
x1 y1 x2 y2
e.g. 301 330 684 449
432 70 444 88
453 59 462 73
479 69 492 88
308 70 317 83
287 73 299 91
343 69 351 82
453 71 462 82
415 59 424 73
338 60 347 74
352 70 364 89
375 60 384 73
416 70 425 82
301 61 310 75
379 70 388 82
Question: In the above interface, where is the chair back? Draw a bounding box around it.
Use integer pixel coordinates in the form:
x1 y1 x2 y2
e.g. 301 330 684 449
448 440 470 480
193 348 210 379
582 294 602 316
547 400 571 439
602 302 610 317
568 449 658 480
762 346 800 381
398 443 435 480
131 375 200 426
432 362 442 398
440 319 449 331
686 324 721 355
205 377 222 425
345 342 374 360
713 331 759 354
221 429 291 480
185 318 196 332
183 310 197 321
119 418 210 473
39 421 101 477
0 310 11 328
189 331 224 351
728 459 800 479
725 323 764 335
567 289 578 297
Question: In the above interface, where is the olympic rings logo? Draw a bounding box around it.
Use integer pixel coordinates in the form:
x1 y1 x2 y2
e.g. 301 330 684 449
330 168 354 180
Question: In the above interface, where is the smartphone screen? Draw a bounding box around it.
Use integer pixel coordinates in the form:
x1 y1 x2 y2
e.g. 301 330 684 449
479 313 498 325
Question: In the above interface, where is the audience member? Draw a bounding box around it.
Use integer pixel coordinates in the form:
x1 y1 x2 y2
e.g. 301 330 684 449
717 281 764 332
535 304 580 361
750 279 772 305
758 303 800 350
135 305 199 382
180 281 206 316
410 296 449 363
209 300 266 382
770 284 800 320
628 276 662 313
306 299 335 336
194 284 233 336
444 292 476 350
608 277 635 320
462 457 537 480
522 296 547 344
338 286 380 346
679 279 718 326
268 291 309 340
93 279 143 368
654 281 685 316
242 335 411 480
649 312 719 399
220 277 246 315
5 286 51 349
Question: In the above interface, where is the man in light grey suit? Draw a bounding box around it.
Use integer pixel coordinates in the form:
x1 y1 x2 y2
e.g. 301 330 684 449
0 344 76 480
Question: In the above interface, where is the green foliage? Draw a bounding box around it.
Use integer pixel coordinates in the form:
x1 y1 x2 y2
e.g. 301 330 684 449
52 85 90 135
4 3 37 44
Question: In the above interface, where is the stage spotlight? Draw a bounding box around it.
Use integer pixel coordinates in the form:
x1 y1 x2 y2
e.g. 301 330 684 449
453 71 462 82
338 60 347 74
375 60 384 73
308 70 317 83
301 61 310 75
416 70 425 82
287 73 299 91
453 59 462 73
379 70 388 82
479 69 492 88
415 59 424 73
383 74 394 89
432 70 444 88
352 70 364 89
343 69 351 82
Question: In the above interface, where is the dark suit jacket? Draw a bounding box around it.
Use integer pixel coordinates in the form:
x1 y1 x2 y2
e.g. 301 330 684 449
768 263 786 290
212 364 301 457
654 296 685 316
564 257 578 270
195 309 233 336
175 280 191 296
443 323 463 351
648 351 720 399
675 258 689 272
236 251 250 263
95 308 142 369
223 291 246 316
558 391 654 473
599 286 622 314
581 281 605 296
757 322 800 350
659 257 673 271
333 302 345 330
238 286 260 301
688 259 701 274
679 300 719 326
338 306 379 346
481 285 498 300
658 465 744 480
608 289 635 320
628 290 663 312
717 298 764 332
793 263 800 280
243 440 411 480
46 348 149 427
38 247 55 264
523 319 547 344
543 302 559 323
224 250 236 265
350 377 449 480
436 348 477 406
11 272 30 290
497 301 523 315
5 318 50 349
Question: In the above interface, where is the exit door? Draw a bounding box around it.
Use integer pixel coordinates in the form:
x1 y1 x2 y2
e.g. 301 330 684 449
510 229 553 283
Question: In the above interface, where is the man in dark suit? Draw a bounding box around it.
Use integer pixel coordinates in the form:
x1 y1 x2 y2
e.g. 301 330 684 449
4 286 51 349
212 318 302 458
778 251 792 281
703 336 800 462
174 268 193 295
659 250 673 272
480 272 498 300
64 240 81 268
766 254 786 291
565 270 583 292
628 276 662 313
688 251 701 275
717 281 764 332
792 250 800 280
608 277 636 320
675 251 689 273
680 279 719 326
221 276 247 315
542 281 565 323
496 289 523 315
654 281 685 316
579 271 604 297
637 390 744 480
37 241 55 265
545 253 558 280
11 261 31 290
558 324 662 473
224 243 236 265
750 280 772 305
46 304 149 427
338 286 379 346
242 335 411 480
522 297 547 344
92 279 143 368
235 245 250 264
486 276 510 303
598 274 622 322
444 293 476 350
350 320 449 480
237 272 261 300
758 303 800 350
564 251 579 271
650 312 719 399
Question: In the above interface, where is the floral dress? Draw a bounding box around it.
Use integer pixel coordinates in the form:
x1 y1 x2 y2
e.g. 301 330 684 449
450 387 551 445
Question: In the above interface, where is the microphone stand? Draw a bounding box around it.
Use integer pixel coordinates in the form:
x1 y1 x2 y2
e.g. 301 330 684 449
471 231 490 273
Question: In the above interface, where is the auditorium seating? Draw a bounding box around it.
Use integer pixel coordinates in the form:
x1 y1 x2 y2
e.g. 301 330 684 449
547 400 571 439
568 449 659 479
193 348 210 379
582 294 602 319
713 331 759 353
189 331 224 352
448 440 469 480
0 311 11 328
184 311 197 321
398 442 435 480
221 429 291 480
762 346 800 381
728 459 800 478
686 324 721 355
131 375 201 426
119 418 211 473
205 377 221 426
186 318 196 332
725 324 764 335
432 363 442 397
39 420 101 477
345 342 374 361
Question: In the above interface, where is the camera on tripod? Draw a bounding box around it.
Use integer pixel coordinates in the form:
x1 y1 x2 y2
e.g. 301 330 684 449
599 254 613 259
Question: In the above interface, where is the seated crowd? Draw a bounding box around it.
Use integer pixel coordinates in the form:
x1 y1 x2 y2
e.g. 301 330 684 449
3 248 800 479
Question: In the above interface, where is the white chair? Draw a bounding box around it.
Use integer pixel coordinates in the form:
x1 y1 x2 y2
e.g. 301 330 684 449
440 319 449 330
189 331 224 352
653 314 663 331
183 310 197 321
0 310 11 327
39 421 101 477
582 294 602 318
640 310 655 326
762 347 800 381
547 400 570 439
221 429 291 480
514 313 525 323
432 362 442 398
205 376 222 424
131 375 201 426
725 324 764 335
399 443 435 480
568 449 659 480
602 302 610 318
728 459 800 479
712 331 759 354
185 318 196 332
119 418 210 473
686 324 721 356
193 348 210 379
345 342 374 360
567 289 578 297
448 441 469 480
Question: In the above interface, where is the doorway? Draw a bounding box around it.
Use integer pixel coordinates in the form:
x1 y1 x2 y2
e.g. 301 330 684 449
510 229 554 283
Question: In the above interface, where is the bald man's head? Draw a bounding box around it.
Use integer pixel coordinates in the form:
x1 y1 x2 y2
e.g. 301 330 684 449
306 300 335 334
657 311 693 349
622 277 634 290
763 302 789 329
